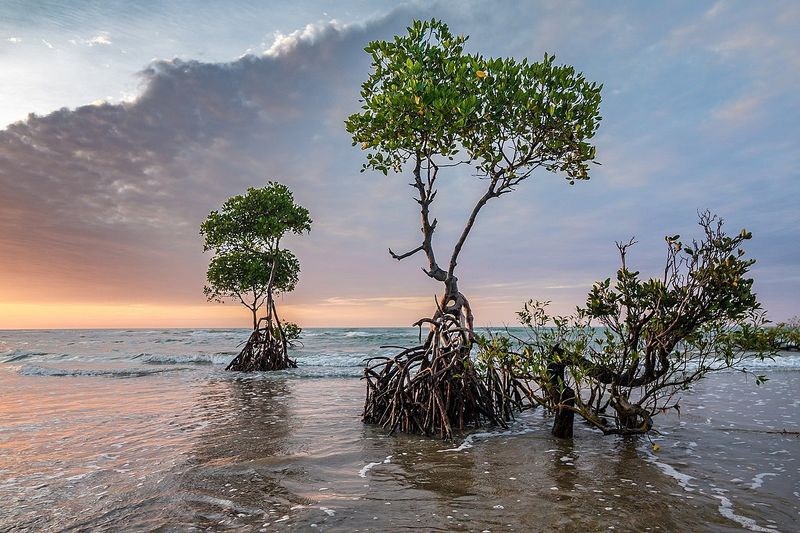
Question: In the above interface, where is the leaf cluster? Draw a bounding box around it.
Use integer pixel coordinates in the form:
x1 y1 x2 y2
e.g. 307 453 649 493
200 182 311 254
200 182 311 308
203 249 300 303
345 18 602 184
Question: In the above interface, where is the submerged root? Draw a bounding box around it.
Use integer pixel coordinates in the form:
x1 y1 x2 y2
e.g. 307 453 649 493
226 320 297 372
362 313 523 439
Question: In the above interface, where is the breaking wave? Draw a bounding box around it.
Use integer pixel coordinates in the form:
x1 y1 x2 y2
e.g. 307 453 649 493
137 353 234 366
2 349 49 363
17 365 188 378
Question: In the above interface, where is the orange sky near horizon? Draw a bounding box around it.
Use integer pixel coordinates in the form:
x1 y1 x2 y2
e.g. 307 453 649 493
0 294 540 330
0 299 433 330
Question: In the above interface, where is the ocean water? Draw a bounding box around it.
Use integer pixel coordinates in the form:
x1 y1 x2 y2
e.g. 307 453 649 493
0 328 798 532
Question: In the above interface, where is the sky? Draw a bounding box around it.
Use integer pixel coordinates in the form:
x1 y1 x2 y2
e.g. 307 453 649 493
0 0 798 329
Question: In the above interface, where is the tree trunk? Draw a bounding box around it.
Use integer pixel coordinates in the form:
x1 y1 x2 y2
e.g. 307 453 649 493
362 279 517 439
551 387 575 439
612 393 652 433
547 350 575 439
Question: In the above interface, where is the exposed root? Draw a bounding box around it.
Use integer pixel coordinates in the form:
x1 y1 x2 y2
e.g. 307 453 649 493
362 312 522 439
226 316 297 372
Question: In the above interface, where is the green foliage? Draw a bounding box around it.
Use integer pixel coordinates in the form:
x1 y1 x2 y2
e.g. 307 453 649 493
281 322 302 345
200 182 311 254
585 223 758 340
200 182 310 322
203 249 299 304
763 316 800 351
498 212 776 436
345 18 602 184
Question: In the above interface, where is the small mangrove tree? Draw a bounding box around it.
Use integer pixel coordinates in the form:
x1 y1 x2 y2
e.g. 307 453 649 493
201 182 311 371
764 316 800 351
486 212 775 438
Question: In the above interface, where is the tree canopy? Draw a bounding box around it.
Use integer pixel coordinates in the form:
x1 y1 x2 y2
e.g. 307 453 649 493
346 19 601 182
201 182 311 255
346 18 602 328
201 182 311 333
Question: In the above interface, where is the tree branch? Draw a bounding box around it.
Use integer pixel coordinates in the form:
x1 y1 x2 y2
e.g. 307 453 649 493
447 177 498 277
389 245 424 261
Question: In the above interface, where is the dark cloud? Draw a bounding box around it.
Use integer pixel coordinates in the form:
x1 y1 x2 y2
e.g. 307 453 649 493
0 13 414 306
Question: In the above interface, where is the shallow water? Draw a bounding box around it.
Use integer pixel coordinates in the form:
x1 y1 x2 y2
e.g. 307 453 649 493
1 329 798 532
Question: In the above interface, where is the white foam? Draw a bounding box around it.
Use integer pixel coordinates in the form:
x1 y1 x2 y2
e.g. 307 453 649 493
714 494 777 532
343 331 376 338
642 446 695 492
140 353 231 365
438 425 536 453
358 455 392 477
748 473 777 490
18 365 183 378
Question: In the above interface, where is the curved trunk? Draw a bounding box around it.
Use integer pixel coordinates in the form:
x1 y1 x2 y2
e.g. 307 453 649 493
434 274 475 335
611 392 653 433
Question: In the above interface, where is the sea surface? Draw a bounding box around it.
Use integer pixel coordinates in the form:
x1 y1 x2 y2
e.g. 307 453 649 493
0 328 798 532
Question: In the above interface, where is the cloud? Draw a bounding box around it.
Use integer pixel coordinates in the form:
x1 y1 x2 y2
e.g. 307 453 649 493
69 33 113 47
0 1 798 325
0 11 418 311
707 92 766 131
89 33 112 46
264 21 346 57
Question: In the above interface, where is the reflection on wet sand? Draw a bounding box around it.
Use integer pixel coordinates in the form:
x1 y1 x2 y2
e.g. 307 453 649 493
166 377 305 530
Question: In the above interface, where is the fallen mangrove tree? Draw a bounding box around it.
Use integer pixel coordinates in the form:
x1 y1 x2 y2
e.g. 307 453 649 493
490 212 777 438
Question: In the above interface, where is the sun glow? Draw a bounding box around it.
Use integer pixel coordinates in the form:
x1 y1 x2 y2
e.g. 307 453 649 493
0 302 248 329
0 298 435 329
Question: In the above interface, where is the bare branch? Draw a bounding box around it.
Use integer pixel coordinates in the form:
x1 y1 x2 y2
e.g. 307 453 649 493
389 245 424 261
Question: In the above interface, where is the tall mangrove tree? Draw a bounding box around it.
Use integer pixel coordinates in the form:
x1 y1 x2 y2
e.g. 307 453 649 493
345 18 602 438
